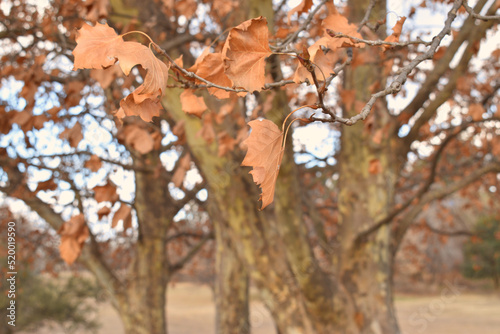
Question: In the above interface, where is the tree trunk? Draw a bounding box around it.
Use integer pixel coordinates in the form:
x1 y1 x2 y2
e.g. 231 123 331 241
114 153 172 334
115 238 168 334
333 1 401 333
210 202 250 334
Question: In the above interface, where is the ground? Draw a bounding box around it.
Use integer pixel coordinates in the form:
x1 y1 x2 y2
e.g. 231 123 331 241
21 282 500 334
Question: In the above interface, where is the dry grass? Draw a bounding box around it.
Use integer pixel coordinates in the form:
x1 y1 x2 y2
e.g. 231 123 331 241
22 282 500 334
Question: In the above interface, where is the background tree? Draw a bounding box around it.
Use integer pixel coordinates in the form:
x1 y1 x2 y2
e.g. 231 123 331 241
0 206 103 333
1 1 499 334
462 215 500 290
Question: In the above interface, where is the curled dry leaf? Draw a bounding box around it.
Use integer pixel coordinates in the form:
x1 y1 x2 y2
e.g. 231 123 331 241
58 214 89 265
172 153 191 188
383 17 406 51
119 94 162 122
84 154 102 172
223 17 272 92
35 179 57 193
112 203 132 229
180 89 208 118
288 0 313 22
93 181 119 203
241 119 284 209
118 124 155 154
195 52 233 99
97 206 111 220
72 22 170 116
112 41 170 103
294 41 340 84
322 10 364 49
59 122 83 148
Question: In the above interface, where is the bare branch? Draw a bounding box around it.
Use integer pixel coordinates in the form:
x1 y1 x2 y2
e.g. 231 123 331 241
169 232 213 272
357 0 378 32
355 125 462 243
313 0 465 126
399 0 489 121
462 1 500 21
392 162 500 250
275 0 330 52
166 231 212 242
403 4 497 147
328 31 432 47
424 221 472 237
154 45 248 94
29 151 153 173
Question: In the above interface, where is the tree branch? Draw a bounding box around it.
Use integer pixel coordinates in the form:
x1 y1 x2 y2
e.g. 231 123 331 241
355 124 462 243
316 0 465 126
392 162 500 251
328 31 432 48
403 3 497 147
357 0 378 32
462 1 500 21
424 220 472 236
399 0 489 121
0 167 125 307
275 0 329 51
169 232 213 272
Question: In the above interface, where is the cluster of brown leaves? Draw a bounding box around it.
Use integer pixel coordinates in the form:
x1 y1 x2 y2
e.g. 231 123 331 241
72 22 169 122
58 214 89 265
71 6 410 209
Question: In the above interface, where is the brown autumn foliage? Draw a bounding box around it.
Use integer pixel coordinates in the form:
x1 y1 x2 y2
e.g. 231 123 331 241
0 0 499 333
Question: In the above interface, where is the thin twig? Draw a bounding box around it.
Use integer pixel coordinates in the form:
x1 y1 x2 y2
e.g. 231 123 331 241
153 44 248 94
357 0 378 32
327 31 432 47
275 0 329 51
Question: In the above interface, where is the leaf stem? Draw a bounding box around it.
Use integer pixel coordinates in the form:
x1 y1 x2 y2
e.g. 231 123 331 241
120 31 154 44
282 105 316 132
282 118 303 152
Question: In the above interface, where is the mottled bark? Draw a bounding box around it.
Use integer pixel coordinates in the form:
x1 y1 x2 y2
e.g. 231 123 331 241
333 1 401 333
114 153 172 334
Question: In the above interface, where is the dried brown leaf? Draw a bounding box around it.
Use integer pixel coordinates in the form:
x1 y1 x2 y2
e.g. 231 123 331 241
97 206 111 220
195 52 233 99
180 89 208 118
241 119 284 209
383 17 406 51
35 179 57 192
223 17 272 92
172 154 191 188
112 203 132 229
59 122 83 148
288 0 313 22
85 154 102 172
118 124 155 154
323 12 364 49
93 181 119 203
72 22 120 70
119 94 162 122
58 214 89 265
